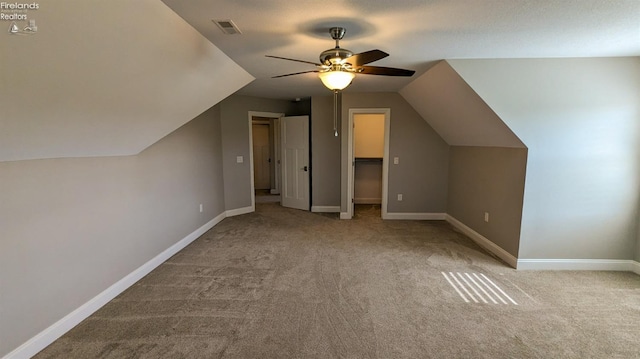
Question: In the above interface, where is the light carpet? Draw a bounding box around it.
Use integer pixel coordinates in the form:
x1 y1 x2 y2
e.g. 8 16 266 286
34 203 640 358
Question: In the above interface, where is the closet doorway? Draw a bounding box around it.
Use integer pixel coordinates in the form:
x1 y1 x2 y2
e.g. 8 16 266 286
346 108 390 219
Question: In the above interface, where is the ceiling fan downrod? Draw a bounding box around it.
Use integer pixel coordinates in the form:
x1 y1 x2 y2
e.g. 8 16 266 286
329 27 346 48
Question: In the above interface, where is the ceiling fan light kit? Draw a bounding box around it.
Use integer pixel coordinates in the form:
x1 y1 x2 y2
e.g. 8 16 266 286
318 70 355 91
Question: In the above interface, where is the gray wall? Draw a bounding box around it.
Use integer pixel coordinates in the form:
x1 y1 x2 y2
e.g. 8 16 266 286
447 146 528 257
219 95 301 210
340 92 449 213
0 106 226 357
291 98 312 117
450 58 640 260
354 161 384 204
311 96 342 207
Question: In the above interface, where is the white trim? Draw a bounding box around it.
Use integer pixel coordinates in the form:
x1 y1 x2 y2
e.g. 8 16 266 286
346 111 354 219
346 108 391 220
270 189 280 195
445 215 518 268
248 111 285 215
381 110 391 220
631 261 640 275
383 212 446 220
311 206 340 213
225 206 253 217
273 117 282 196
517 258 638 271
4 213 226 359
354 198 382 204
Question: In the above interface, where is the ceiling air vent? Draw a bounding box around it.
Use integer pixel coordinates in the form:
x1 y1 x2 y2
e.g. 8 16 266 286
213 19 242 35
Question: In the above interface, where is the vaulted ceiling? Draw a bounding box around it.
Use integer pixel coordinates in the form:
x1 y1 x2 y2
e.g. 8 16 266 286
162 0 640 100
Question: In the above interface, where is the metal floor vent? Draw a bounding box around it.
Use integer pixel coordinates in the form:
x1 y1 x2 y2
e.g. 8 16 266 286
213 19 242 35
442 272 518 305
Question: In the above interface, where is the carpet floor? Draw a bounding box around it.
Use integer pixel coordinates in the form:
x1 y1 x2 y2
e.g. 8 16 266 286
35 203 640 358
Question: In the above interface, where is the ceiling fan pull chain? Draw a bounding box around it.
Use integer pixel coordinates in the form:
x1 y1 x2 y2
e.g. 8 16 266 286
333 89 339 137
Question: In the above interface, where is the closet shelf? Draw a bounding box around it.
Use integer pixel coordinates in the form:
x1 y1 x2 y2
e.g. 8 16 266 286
355 157 383 162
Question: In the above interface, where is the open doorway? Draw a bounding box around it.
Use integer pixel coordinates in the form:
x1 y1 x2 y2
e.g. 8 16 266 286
248 112 284 208
353 113 385 218
346 108 390 219
252 119 278 203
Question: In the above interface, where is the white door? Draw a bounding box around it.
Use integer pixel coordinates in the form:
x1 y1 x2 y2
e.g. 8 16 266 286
281 116 310 210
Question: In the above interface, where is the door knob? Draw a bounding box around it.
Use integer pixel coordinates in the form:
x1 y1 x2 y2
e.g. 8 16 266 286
303 166 308 172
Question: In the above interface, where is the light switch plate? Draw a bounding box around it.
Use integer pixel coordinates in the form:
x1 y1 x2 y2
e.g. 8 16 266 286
236 156 243 163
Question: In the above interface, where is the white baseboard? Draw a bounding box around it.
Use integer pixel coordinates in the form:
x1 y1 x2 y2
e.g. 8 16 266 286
311 206 340 213
340 212 351 219
517 258 639 272
445 215 518 268
3 213 226 359
354 198 382 205
269 189 280 195
225 206 253 217
383 212 446 220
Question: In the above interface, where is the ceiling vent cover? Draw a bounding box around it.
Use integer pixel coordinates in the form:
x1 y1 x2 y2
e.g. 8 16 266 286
213 19 242 35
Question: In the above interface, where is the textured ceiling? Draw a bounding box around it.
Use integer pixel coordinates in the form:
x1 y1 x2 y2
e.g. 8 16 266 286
162 0 640 100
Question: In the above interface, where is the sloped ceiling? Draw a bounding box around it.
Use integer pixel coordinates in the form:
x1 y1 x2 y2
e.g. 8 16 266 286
0 0 254 162
162 0 640 100
400 61 525 148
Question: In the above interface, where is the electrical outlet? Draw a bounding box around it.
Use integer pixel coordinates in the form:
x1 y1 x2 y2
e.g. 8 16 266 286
200 204 203 213
397 194 403 201
394 157 399 165
484 212 489 222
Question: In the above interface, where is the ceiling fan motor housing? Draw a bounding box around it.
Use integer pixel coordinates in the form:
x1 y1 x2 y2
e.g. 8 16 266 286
319 27 353 66
319 48 353 66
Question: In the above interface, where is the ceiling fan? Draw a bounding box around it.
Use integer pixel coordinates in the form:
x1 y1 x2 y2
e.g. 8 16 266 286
266 27 415 136
266 27 415 91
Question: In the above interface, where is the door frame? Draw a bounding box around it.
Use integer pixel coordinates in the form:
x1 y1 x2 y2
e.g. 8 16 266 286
271 117 282 195
345 108 391 219
248 111 284 211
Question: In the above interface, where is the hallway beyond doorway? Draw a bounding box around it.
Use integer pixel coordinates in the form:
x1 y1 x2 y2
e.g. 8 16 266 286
255 189 280 204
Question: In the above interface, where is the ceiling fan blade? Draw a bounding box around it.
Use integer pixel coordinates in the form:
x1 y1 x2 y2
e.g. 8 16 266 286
344 50 389 66
356 66 415 77
272 70 319 78
265 55 322 66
